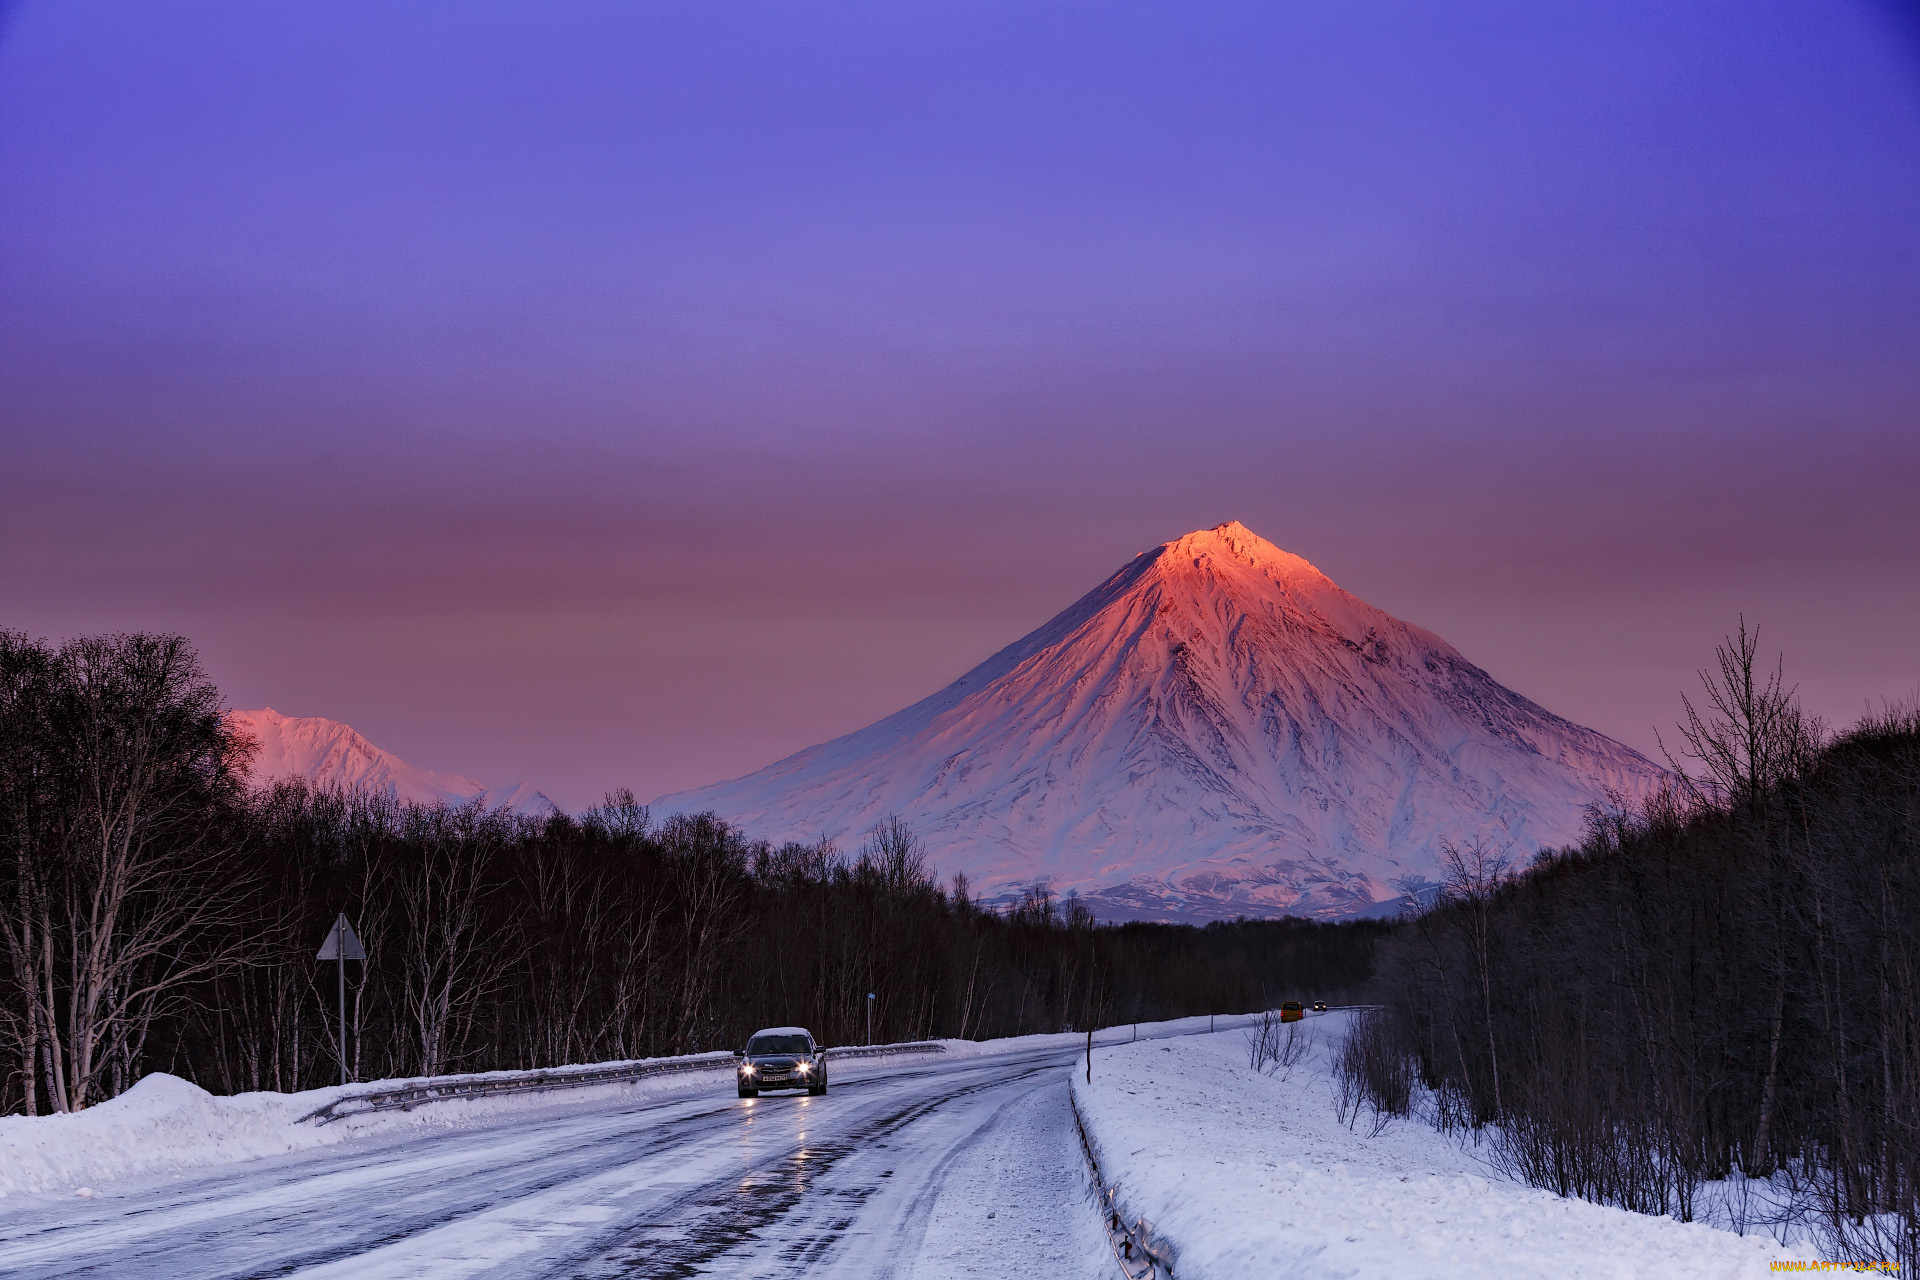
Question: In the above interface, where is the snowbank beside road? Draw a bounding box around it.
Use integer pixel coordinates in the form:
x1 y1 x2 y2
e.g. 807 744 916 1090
0 1073 355 1198
1071 1014 1819 1279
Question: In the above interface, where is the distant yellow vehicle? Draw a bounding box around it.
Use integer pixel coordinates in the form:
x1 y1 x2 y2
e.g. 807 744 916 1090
1280 1001 1304 1023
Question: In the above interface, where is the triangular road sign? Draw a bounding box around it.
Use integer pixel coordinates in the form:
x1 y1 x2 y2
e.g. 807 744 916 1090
316 912 366 961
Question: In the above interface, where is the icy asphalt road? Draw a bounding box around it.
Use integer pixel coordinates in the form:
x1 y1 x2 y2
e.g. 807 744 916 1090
0 1045 1114 1280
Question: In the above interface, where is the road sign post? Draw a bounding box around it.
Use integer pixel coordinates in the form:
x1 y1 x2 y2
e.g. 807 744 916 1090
866 992 875 1046
316 913 366 1088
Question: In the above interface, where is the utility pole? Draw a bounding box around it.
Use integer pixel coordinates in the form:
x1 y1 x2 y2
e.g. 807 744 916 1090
316 913 366 1088
866 992 876 1046
1083 964 1097 1082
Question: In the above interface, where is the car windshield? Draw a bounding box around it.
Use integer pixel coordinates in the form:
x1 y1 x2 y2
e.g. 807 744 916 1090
747 1034 810 1056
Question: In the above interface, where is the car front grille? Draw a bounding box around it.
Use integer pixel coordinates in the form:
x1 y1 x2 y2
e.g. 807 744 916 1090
746 1060 809 1083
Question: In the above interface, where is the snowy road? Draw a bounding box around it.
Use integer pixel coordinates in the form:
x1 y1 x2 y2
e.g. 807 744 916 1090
0 1047 1112 1280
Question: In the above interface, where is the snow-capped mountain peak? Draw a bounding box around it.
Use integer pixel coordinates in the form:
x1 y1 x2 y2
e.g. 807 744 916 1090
229 707 554 814
1163 520 1324 579
656 523 1665 921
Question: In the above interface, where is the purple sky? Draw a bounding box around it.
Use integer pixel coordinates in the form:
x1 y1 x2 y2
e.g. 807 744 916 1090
4 0 1918 810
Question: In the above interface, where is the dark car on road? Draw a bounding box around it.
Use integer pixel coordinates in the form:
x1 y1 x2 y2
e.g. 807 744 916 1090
735 1026 828 1097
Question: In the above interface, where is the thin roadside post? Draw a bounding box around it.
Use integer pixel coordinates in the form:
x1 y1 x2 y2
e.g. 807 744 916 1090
316 913 367 1088
866 992 875 1046
1082 962 1097 1082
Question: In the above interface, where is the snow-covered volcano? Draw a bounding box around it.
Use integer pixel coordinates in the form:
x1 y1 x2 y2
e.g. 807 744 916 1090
656 522 1663 920
229 707 555 814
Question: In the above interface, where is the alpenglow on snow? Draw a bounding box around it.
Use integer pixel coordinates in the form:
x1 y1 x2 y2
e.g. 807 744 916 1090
229 707 556 815
660 522 1666 921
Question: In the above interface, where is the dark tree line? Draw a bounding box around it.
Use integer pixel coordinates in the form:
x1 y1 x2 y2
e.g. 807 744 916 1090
1 631 1385 1115
1358 626 1919 1267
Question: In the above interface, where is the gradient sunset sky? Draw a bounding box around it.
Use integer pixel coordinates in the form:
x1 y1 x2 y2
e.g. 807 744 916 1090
3 1 1917 810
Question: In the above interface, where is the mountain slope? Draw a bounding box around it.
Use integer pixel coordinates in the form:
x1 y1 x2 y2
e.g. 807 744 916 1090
656 522 1664 920
230 707 555 813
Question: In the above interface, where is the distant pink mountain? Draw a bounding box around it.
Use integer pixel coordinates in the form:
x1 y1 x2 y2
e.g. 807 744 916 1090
656 522 1665 921
228 707 555 814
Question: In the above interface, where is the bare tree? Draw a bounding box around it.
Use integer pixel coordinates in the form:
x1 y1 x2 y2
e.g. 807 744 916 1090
1662 621 1824 1173
0 632 58 1114
658 813 749 1052
0 635 251 1110
1439 836 1512 1120
1663 617 1822 814
389 803 510 1077
583 789 650 842
863 815 930 892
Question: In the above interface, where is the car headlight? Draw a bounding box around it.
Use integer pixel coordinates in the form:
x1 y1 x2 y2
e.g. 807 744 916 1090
798 1061 811 1073
740 1063 755 1075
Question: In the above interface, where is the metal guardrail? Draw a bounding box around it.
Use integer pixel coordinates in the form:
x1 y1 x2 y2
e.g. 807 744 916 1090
297 1053 736 1124
297 1017 1309 1128
298 1041 947 1125
1071 1089 1177 1279
823 1041 946 1064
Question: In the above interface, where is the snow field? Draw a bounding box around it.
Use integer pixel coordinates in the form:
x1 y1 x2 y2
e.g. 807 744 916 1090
1070 1013 1822 1279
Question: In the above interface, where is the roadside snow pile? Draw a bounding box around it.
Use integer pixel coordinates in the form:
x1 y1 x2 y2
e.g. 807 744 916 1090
0 1073 355 1198
1071 1014 1820 1279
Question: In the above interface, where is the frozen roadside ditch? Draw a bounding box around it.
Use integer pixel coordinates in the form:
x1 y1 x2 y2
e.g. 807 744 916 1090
1070 1013 1820 1279
0 1012 1257 1200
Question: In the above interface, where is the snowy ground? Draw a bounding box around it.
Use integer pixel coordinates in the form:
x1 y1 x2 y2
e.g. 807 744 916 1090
1072 1010 1823 1279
